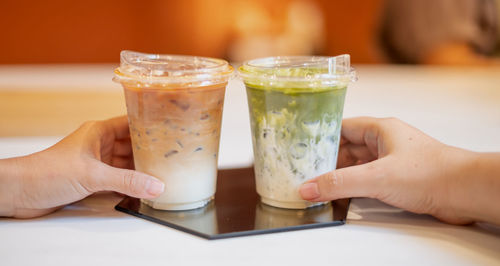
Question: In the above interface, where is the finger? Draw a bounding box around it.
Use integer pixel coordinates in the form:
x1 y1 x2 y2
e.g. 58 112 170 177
113 139 133 156
340 136 349 145
341 117 385 157
337 144 376 168
111 156 134 170
344 143 376 161
105 116 130 140
337 145 357 168
299 159 387 201
341 117 380 146
87 162 164 199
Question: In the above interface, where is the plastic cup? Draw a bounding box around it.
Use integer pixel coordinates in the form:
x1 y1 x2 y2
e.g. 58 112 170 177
254 202 333 229
113 51 233 210
238 55 356 209
140 201 218 235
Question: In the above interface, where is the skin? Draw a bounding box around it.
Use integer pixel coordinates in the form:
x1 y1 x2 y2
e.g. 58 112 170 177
2 115 499 225
0 116 164 218
299 117 500 225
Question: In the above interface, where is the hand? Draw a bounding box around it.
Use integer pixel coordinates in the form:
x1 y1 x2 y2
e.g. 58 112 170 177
299 117 500 225
0 116 164 218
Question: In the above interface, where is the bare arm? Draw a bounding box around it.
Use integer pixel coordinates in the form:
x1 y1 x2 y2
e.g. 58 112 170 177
451 151 500 224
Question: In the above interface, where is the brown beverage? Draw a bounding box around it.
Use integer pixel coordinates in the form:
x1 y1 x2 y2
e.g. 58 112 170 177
114 51 233 210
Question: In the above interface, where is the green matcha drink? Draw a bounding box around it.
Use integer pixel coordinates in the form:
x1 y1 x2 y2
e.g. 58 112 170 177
238 55 356 209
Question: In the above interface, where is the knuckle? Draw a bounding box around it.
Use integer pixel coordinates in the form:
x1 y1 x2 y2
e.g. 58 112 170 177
322 171 343 189
122 171 138 194
78 120 102 137
85 120 106 134
382 117 400 125
317 170 345 200
321 173 334 187
334 170 345 186
82 120 98 129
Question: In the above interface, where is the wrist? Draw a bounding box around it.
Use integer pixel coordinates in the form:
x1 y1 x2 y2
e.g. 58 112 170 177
428 146 477 224
442 147 491 224
0 157 26 217
454 151 500 225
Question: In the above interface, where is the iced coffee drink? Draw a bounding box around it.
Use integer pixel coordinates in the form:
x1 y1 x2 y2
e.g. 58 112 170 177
114 51 233 210
238 55 356 209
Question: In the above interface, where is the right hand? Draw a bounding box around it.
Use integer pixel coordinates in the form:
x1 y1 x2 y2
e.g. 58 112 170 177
299 117 476 224
1 116 164 218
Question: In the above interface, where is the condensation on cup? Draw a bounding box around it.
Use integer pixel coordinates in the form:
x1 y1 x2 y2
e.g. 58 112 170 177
114 51 234 210
239 55 357 209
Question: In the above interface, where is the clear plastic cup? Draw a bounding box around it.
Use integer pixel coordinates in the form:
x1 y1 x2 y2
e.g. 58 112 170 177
114 51 233 210
238 55 356 209
254 202 333 229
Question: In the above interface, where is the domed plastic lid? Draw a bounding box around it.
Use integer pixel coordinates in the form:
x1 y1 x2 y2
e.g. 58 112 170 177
238 55 357 89
114 51 234 87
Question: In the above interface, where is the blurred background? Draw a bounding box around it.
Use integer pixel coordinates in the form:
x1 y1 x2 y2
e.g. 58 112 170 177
1 0 498 64
0 0 499 138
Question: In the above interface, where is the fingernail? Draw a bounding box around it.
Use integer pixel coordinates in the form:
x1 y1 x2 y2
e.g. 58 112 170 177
146 178 165 196
299 183 320 200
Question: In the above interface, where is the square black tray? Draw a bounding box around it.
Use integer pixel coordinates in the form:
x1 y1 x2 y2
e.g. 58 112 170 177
115 167 350 240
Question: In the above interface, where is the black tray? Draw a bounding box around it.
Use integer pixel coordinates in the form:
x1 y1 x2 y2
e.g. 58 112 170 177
115 167 350 240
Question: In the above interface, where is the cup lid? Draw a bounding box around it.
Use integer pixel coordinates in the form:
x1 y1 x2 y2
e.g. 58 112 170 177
238 55 357 89
113 51 234 87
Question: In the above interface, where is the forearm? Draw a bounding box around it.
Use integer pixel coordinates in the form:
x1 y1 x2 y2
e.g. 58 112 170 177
450 150 500 225
0 157 24 217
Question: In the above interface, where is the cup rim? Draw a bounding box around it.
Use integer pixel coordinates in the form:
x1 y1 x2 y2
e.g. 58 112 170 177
114 50 234 86
237 55 357 88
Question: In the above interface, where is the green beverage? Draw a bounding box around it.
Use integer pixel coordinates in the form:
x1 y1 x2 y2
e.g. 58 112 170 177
239 55 356 209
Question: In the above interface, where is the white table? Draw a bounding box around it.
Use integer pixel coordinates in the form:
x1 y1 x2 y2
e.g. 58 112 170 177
1 65 500 265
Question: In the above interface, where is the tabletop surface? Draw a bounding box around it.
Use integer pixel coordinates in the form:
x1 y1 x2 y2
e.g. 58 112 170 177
1 64 500 265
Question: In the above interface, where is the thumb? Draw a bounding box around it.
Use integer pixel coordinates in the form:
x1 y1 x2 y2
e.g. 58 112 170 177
299 160 385 202
89 163 165 199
